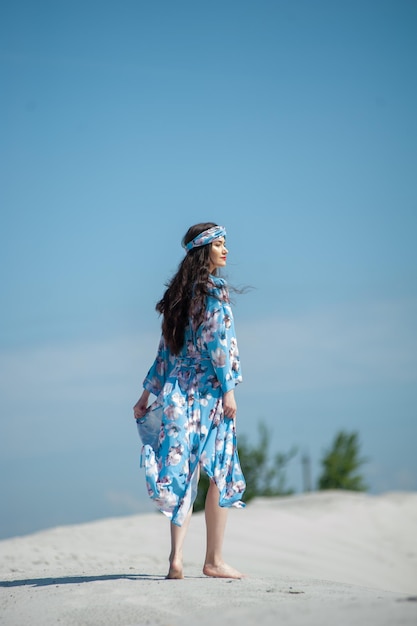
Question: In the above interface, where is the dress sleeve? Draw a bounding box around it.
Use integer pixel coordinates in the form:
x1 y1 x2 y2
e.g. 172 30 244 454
143 335 170 395
205 301 243 394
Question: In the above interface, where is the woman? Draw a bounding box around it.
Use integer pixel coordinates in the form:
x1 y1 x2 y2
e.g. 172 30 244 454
133 222 246 579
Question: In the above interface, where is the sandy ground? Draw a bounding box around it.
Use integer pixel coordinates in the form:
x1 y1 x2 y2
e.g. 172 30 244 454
1 491 416 625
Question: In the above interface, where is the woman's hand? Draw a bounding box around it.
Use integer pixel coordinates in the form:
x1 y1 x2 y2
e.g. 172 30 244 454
133 390 150 420
223 389 237 419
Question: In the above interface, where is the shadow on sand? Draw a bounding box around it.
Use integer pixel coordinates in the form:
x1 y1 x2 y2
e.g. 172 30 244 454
0 573 168 587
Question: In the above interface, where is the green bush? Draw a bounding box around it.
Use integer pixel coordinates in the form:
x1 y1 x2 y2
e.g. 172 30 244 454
317 431 368 491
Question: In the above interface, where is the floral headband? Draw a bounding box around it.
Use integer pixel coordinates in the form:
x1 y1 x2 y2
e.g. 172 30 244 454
184 225 226 251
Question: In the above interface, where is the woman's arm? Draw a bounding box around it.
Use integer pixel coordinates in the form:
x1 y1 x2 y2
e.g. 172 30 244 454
143 335 170 395
133 389 150 419
133 335 170 419
205 302 242 405
222 388 237 419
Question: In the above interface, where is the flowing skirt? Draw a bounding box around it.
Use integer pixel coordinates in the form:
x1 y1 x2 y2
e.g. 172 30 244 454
137 377 246 526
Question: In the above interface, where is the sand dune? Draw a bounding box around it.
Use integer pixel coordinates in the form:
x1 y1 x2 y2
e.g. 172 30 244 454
1 491 416 625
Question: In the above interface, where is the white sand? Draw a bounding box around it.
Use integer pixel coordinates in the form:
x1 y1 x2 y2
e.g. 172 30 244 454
1 491 416 625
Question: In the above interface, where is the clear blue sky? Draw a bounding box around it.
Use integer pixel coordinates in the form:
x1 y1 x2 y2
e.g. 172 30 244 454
1 0 416 538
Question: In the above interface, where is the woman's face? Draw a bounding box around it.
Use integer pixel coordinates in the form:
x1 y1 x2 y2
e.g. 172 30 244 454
209 236 228 272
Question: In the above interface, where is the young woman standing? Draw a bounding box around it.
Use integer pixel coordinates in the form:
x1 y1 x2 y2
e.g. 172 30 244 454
133 222 246 579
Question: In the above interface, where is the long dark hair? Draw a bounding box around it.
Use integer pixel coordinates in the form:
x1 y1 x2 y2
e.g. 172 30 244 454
156 222 221 355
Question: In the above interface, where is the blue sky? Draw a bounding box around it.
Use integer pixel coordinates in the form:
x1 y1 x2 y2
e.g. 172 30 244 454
1 0 416 539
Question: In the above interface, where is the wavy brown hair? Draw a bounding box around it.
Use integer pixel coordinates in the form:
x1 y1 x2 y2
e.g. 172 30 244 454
156 222 222 355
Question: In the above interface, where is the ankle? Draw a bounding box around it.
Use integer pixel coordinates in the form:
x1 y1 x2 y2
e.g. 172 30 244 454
170 551 183 565
204 553 223 567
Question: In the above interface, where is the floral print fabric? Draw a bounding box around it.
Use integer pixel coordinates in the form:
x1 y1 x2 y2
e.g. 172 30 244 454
184 225 226 250
137 275 246 526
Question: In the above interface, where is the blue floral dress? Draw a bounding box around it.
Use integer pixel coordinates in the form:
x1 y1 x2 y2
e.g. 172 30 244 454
137 274 246 526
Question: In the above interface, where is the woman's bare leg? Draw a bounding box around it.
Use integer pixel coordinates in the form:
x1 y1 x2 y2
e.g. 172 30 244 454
203 480 243 578
166 506 193 579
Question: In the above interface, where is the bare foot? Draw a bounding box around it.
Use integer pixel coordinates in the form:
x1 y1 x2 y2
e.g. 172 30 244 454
203 562 244 579
166 566 184 579
166 558 184 579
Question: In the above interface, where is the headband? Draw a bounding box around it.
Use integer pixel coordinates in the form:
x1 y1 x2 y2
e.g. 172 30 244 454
184 225 226 251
